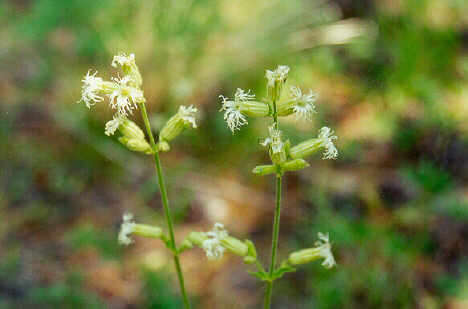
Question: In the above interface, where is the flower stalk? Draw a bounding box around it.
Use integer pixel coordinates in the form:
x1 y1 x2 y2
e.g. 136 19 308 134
79 53 192 308
138 102 191 308
218 65 338 309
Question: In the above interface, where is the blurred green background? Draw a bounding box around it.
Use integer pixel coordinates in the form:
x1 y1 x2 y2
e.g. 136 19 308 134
1 0 468 308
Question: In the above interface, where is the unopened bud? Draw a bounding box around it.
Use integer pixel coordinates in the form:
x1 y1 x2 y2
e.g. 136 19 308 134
281 159 309 172
289 139 322 159
119 119 145 140
159 105 198 148
252 164 277 176
238 101 270 117
187 232 207 247
133 224 163 239
118 137 153 154
244 240 257 264
221 236 249 257
156 141 170 152
179 238 195 252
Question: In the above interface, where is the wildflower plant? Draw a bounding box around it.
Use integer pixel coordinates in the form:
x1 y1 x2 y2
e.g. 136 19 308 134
79 55 336 308
79 53 197 308
218 65 338 308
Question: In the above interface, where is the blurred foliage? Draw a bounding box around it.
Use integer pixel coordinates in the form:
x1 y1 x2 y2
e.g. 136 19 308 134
1 0 468 308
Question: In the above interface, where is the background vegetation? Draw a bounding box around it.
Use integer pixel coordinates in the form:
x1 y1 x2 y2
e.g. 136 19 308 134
1 0 467 308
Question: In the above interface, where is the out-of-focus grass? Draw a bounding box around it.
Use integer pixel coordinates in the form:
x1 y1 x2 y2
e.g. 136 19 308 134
1 0 468 308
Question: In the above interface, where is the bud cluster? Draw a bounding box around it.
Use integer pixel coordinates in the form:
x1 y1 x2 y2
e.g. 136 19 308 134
80 53 145 122
220 65 338 176
117 118 153 154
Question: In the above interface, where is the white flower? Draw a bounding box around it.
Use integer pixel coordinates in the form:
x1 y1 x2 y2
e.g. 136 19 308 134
105 115 125 136
112 53 135 68
220 88 255 132
290 86 317 120
315 232 336 269
318 127 338 159
179 105 198 128
80 70 105 108
265 65 290 87
118 213 135 246
202 223 228 260
234 88 255 102
107 76 144 116
261 125 284 154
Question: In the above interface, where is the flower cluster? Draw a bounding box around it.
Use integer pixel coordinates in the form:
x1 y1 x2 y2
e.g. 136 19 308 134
79 53 145 135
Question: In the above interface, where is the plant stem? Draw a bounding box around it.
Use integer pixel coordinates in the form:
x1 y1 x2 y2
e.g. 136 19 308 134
264 92 282 309
264 175 282 309
139 103 191 309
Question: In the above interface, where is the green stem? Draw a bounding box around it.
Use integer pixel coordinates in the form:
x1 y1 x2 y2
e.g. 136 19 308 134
264 175 282 309
264 93 282 309
139 103 191 309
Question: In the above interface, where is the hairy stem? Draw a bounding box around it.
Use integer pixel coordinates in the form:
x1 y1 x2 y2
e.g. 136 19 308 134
139 103 191 309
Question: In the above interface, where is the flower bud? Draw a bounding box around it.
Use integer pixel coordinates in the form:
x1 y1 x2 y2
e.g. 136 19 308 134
179 238 195 251
288 233 336 269
159 105 198 147
221 236 249 257
289 127 338 160
265 65 290 102
243 256 256 264
252 164 277 176
118 136 153 154
119 118 145 140
132 224 163 239
281 159 309 172
156 141 170 152
238 101 270 117
243 239 257 264
187 231 207 247
289 139 322 159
